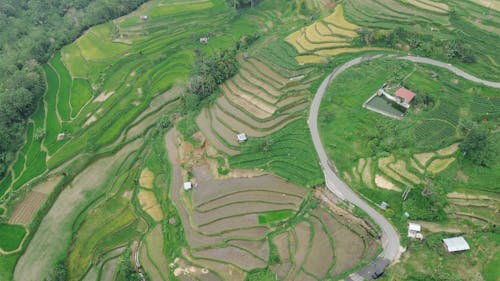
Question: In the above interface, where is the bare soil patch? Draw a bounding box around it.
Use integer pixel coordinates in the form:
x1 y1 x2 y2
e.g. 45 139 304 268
414 152 435 166
273 232 290 262
195 108 239 155
193 246 266 271
296 55 328 65
362 158 373 187
315 208 365 276
33 175 63 194
215 95 294 129
196 190 303 211
428 157 455 174
84 115 97 127
182 248 246 281
248 58 289 83
9 191 47 225
238 68 282 98
138 189 163 221
447 192 497 201
192 201 296 226
139 168 154 189
410 158 424 173
229 239 269 261
375 174 401 192
378 155 410 185
436 142 459 156
192 166 306 205
142 225 169 280
221 84 271 119
225 80 276 115
296 270 317 281
100 257 120 281
389 160 421 184
198 214 260 235
414 221 465 233
93 91 115 102
285 221 311 280
303 217 334 279
232 75 278 103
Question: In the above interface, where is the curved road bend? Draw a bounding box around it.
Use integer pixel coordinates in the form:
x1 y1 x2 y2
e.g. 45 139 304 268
308 54 500 279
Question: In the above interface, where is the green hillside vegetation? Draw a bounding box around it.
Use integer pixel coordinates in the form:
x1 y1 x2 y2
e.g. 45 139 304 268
318 58 499 280
0 224 26 252
0 0 499 280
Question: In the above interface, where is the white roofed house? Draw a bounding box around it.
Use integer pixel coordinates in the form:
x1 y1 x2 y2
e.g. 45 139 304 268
408 222 423 240
183 182 192 191
236 133 247 143
443 237 470 253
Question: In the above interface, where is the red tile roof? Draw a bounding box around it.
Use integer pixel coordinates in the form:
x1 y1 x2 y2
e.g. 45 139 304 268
395 87 416 103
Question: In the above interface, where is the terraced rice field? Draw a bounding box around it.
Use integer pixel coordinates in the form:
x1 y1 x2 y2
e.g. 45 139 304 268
196 50 315 156
165 129 380 280
285 5 378 60
270 206 379 280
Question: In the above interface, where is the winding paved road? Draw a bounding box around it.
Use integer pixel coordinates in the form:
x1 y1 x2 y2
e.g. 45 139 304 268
308 54 500 279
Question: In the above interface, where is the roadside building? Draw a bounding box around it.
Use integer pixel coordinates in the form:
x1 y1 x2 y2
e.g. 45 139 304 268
394 87 416 104
407 222 423 240
443 236 470 253
237 133 247 143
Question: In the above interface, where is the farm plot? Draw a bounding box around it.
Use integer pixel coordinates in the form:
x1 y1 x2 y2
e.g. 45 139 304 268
0 224 27 253
286 5 387 60
196 45 317 157
165 130 308 279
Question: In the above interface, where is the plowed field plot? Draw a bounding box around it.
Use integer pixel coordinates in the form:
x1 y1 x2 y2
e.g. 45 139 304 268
166 131 308 278
8 191 47 225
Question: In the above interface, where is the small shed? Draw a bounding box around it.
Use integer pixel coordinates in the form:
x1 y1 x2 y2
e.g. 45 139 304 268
395 87 416 104
199 37 209 44
408 222 423 240
380 201 388 210
140 15 148 21
57 133 66 141
183 182 192 191
443 237 470 252
237 133 247 143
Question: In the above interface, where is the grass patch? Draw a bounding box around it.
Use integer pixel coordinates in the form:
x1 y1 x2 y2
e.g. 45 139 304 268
258 210 294 224
231 118 323 187
0 224 26 252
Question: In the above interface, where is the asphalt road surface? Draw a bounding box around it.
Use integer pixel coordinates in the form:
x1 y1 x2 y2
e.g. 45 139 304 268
308 54 500 279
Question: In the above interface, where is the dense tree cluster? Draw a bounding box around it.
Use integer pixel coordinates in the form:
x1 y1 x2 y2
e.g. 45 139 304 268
459 125 495 167
355 27 476 64
188 49 238 99
0 0 147 177
226 0 261 9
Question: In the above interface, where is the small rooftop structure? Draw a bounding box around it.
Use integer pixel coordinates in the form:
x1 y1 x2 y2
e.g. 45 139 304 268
183 182 192 191
140 15 148 21
443 237 470 252
199 37 209 44
57 133 65 141
380 201 388 210
237 133 247 143
395 87 416 104
408 222 423 240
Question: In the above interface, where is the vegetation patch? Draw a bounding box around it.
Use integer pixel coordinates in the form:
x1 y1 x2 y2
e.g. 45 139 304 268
0 224 27 252
258 210 294 224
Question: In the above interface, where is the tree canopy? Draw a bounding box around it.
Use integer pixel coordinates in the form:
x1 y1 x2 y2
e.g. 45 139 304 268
0 0 147 177
459 125 495 167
